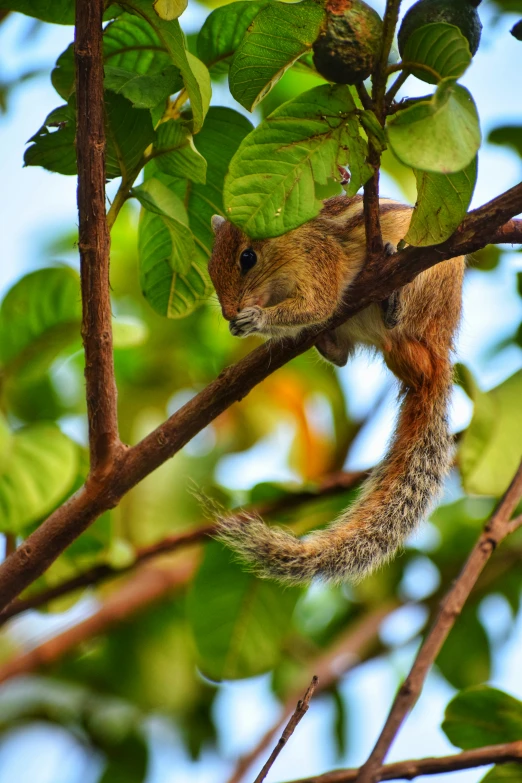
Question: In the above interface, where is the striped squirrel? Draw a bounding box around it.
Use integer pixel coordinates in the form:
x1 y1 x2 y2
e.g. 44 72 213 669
208 195 464 584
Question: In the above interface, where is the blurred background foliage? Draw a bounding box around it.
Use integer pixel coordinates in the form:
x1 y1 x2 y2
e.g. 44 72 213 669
0 1 521 782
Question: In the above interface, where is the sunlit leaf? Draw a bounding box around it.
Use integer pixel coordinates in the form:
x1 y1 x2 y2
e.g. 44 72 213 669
153 0 187 21
224 84 372 238
459 370 522 496
228 0 325 111
387 79 481 173
187 542 301 680
0 423 78 534
481 765 522 783
0 267 81 381
405 157 477 246
197 1 269 70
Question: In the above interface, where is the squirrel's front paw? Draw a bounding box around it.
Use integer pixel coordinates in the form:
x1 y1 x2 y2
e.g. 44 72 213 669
230 306 265 337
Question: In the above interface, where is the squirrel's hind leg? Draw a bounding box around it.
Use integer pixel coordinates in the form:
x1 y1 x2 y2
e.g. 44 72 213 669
315 328 354 366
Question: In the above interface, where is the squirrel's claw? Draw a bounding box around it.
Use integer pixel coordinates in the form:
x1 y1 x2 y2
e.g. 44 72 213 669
230 306 265 337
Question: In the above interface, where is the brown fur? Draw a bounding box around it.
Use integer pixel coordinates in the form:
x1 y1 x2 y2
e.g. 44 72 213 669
208 196 465 584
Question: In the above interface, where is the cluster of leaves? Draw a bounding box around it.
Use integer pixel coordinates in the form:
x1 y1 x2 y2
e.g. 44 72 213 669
20 0 485 320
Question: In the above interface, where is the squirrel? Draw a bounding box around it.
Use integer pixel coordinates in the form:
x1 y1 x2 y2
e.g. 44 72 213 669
207 195 465 584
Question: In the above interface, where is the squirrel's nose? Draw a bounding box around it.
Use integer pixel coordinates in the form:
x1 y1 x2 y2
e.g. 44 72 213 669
222 304 239 320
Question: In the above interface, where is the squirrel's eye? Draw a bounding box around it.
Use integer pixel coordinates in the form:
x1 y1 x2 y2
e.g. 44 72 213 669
239 248 257 274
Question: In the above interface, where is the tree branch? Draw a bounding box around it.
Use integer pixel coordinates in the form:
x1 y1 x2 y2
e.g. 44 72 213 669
0 471 367 624
0 562 194 685
0 192 520 614
254 677 319 783
354 459 522 783
364 0 402 261
75 0 120 472
283 741 522 783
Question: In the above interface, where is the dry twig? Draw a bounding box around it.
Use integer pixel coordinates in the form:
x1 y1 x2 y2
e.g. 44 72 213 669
254 677 319 783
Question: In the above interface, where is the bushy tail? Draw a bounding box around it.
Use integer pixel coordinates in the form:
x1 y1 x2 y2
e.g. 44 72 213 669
216 374 453 584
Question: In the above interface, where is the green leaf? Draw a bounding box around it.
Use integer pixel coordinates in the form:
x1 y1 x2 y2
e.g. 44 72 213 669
459 370 522 496
0 423 78 534
153 119 207 183
488 125 522 159
0 267 81 381
442 686 522 749
137 107 253 317
105 92 155 179
24 104 77 176
135 177 206 318
25 94 155 180
0 0 120 23
99 734 148 783
120 0 211 132
401 23 472 85
187 542 301 681
153 0 187 20
481 765 522 783
436 606 490 689
197 1 269 70
386 80 481 173
229 0 326 111
224 83 372 238
104 65 182 110
404 156 477 246
52 14 183 103
112 317 149 349
134 177 195 273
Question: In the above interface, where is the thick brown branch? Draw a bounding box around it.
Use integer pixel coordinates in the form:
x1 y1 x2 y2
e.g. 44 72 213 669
75 0 120 471
0 194 520 614
355 460 522 783
284 741 522 783
254 677 319 783
0 563 194 685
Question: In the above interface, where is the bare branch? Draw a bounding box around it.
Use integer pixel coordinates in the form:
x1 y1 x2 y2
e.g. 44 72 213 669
283 741 522 783
355 459 522 783
254 677 319 783
75 0 120 471
0 192 520 614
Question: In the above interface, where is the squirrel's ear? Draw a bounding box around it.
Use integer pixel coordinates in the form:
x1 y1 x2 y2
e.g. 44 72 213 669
211 214 226 234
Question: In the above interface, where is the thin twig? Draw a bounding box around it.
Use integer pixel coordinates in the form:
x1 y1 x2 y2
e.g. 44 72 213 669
355 459 522 783
75 0 120 472
0 198 520 613
254 677 319 783
283 741 522 783
385 70 410 107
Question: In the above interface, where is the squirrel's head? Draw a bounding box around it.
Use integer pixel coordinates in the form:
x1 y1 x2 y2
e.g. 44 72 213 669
208 215 294 321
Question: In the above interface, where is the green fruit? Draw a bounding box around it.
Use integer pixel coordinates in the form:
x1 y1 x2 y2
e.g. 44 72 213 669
312 0 383 85
398 0 482 58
